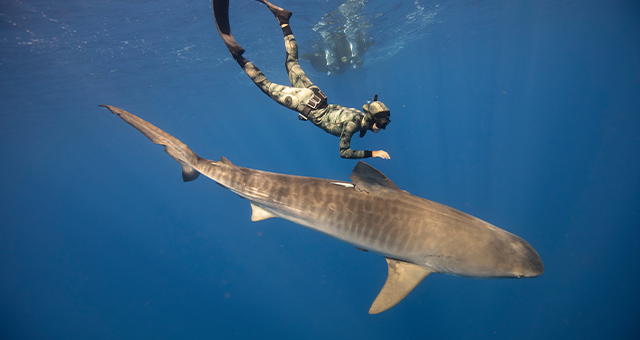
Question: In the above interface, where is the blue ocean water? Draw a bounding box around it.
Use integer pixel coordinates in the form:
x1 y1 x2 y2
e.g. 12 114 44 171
1 0 639 338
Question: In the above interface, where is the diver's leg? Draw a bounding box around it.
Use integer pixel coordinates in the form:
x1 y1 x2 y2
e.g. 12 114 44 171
284 34 316 89
236 56 314 113
212 0 245 58
256 0 316 89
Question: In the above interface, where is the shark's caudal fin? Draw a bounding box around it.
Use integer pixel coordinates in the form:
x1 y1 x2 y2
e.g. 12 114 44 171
100 105 201 182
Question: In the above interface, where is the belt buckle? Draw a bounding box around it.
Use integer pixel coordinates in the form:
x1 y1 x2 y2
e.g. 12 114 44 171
307 95 322 109
307 90 327 109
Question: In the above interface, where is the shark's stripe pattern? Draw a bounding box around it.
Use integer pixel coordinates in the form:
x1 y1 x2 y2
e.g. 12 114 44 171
101 105 543 314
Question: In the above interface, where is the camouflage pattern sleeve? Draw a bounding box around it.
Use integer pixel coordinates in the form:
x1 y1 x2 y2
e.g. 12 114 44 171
339 119 372 159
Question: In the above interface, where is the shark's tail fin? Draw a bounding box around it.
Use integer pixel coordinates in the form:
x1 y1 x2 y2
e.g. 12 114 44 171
100 105 200 182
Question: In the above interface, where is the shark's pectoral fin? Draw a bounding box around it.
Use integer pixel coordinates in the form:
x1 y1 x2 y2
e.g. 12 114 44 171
250 203 277 221
369 258 432 314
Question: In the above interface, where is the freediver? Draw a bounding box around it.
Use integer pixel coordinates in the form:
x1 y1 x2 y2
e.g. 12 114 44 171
212 0 391 159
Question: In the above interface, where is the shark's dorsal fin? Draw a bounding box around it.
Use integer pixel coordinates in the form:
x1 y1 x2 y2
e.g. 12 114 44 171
350 161 400 192
250 203 277 221
369 258 432 314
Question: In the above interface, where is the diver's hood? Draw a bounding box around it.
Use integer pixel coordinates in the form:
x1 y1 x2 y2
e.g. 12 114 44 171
362 101 390 119
360 95 391 138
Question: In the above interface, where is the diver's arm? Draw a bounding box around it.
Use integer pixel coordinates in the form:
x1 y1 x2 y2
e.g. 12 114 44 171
339 121 373 159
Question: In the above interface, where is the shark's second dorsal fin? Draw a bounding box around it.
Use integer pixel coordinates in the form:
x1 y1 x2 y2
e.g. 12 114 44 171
369 258 432 314
220 156 235 166
350 161 400 192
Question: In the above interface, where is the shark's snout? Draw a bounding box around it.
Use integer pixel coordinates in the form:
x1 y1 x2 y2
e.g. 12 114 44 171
523 251 544 277
515 241 544 278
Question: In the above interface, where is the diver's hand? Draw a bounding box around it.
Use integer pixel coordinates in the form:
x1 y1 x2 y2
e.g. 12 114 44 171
372 150 390 159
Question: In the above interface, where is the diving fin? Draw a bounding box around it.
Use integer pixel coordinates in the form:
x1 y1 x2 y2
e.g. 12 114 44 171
255 0 292 26
212 0 245 58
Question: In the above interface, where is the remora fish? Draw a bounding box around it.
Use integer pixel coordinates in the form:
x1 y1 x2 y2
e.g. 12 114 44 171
101 105 544 314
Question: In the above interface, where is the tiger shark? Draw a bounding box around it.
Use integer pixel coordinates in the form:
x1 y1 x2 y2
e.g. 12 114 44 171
101 105 543 314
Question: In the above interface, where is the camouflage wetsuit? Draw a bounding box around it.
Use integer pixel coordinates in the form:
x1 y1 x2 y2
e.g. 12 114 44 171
237 28 375 159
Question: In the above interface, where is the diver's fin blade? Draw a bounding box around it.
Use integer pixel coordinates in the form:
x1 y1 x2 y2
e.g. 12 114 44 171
212 0 244 57
368 258 432 314
250 203 277 221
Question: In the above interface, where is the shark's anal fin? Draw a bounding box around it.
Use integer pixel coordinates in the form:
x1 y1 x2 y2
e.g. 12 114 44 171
180 161 199 182
369 258 432 314
250 203 277 221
